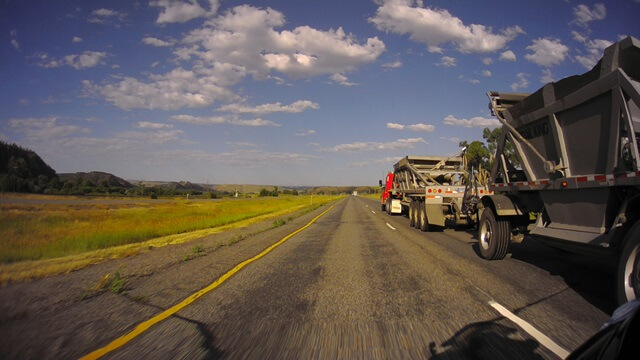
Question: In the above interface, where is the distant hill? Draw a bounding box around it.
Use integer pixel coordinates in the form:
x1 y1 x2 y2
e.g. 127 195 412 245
58 172 135 189
0 140 57 192
132 180 212 192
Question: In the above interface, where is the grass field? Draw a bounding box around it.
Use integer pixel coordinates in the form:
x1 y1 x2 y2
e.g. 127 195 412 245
0 194 340 264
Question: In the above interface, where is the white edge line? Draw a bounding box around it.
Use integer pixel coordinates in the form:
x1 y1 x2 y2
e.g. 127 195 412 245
386 223 396 230
489 301 570 359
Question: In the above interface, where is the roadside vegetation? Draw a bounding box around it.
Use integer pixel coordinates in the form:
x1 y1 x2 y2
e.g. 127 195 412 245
0 195 340 264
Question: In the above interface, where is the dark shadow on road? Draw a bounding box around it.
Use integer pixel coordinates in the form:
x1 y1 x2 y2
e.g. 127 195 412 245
429 318 545 360
467 235 616 315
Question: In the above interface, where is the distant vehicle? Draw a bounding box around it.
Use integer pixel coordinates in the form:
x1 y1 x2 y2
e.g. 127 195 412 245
379 149 490 231
352 191 358 196
479 36 640 305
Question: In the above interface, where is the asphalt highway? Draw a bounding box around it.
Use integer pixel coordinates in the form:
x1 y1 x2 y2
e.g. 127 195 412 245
0 196 616 359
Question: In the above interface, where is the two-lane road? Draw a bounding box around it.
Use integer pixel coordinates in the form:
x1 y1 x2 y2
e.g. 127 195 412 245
108 196 612 359
0 196 614 359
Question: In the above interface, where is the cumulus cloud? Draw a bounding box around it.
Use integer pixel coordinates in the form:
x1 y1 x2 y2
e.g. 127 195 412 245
482 57 493 65
36 51 108 69
330 73 357 86
10 29 20 51
499 50 516 61
160 148 316 167
324 137 427 152
88 8 127 24
151 0 219 24
178 5 384 79
136 121 174 129
443 115 499 128
72 36 83 43
387 122 435 132
142 36 176 47
117 129 184 144
8 117 89 139
382 60 403 69
170 114 280 127
482 70 492 77
83 67 242 110
437 56 456 67
440 136 461 144
575 38 613 69
295 129 316 136
369 0 524 53
540 69 554 83
525 38 569 67
511 72 529 91
571 3 606 27
217 100 319 115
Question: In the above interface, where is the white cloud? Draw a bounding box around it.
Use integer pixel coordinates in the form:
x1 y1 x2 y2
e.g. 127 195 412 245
440 136 461 144
72 36 83 43
330 73 357 86
525 38 569 67
117 129 184 144
325 137 427 152
387 122 435 132
511 72 529 91
571 3 606 27
36 51 108 69
160 148 316 167
575 38 612 69
83 67 241 110
88 8 127 23
136 121 174 129
180 5 385 78
499 50 516 61
382 60 403 68
571 30 588 44
482 57 493 65
482 70 492 77
458 75 480 84
295 129 316 136
151 0 219 24
10 29 20 51
8 117 89 139
225 141 258 147
443 115 500 128
217 100 319 115
437 56 456 67
540 69 554 83
142 37 176 47
170 114 280 127
369 0 524 53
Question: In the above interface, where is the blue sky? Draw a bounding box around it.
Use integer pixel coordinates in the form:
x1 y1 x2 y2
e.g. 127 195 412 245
1 0 638 186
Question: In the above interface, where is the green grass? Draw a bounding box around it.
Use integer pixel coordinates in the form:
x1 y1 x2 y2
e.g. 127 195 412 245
0 195 340 264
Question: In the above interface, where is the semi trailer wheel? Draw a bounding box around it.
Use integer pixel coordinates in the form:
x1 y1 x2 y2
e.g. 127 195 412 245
617 221 640 305
409 200 415 227
420 203 430 232
478 207 511 260
415 201 423 229
381 203 386 212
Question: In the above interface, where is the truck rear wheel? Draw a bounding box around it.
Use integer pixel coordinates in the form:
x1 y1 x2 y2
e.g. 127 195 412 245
409 200 416 227
478 207 510 260
420 202 429 232
617 221 640 305
415 201 423 229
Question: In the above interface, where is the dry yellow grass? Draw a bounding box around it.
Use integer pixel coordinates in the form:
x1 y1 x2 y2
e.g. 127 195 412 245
0 194 341 283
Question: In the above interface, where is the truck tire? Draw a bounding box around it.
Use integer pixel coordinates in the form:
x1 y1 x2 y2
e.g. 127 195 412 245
478 207 511 260
415 201 423 229
409 200 416 227
386 199 392 215
381 203 386 212
420 202 430 232
617 221 640 305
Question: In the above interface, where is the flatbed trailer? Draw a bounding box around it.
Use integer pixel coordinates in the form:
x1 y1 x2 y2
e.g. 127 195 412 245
380 151 490 231
479 36 640 305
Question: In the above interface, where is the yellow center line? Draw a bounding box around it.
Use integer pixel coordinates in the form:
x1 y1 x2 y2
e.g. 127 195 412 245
81 204 336 360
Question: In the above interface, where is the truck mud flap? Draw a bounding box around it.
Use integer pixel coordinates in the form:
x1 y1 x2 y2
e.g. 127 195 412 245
426 204 446 227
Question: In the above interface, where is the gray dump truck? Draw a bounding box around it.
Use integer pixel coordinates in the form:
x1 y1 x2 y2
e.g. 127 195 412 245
381 150 490 231
480 36 640 305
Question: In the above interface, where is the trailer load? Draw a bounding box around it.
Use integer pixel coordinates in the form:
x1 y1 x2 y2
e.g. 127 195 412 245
480 36 640 305
380 150 490 231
